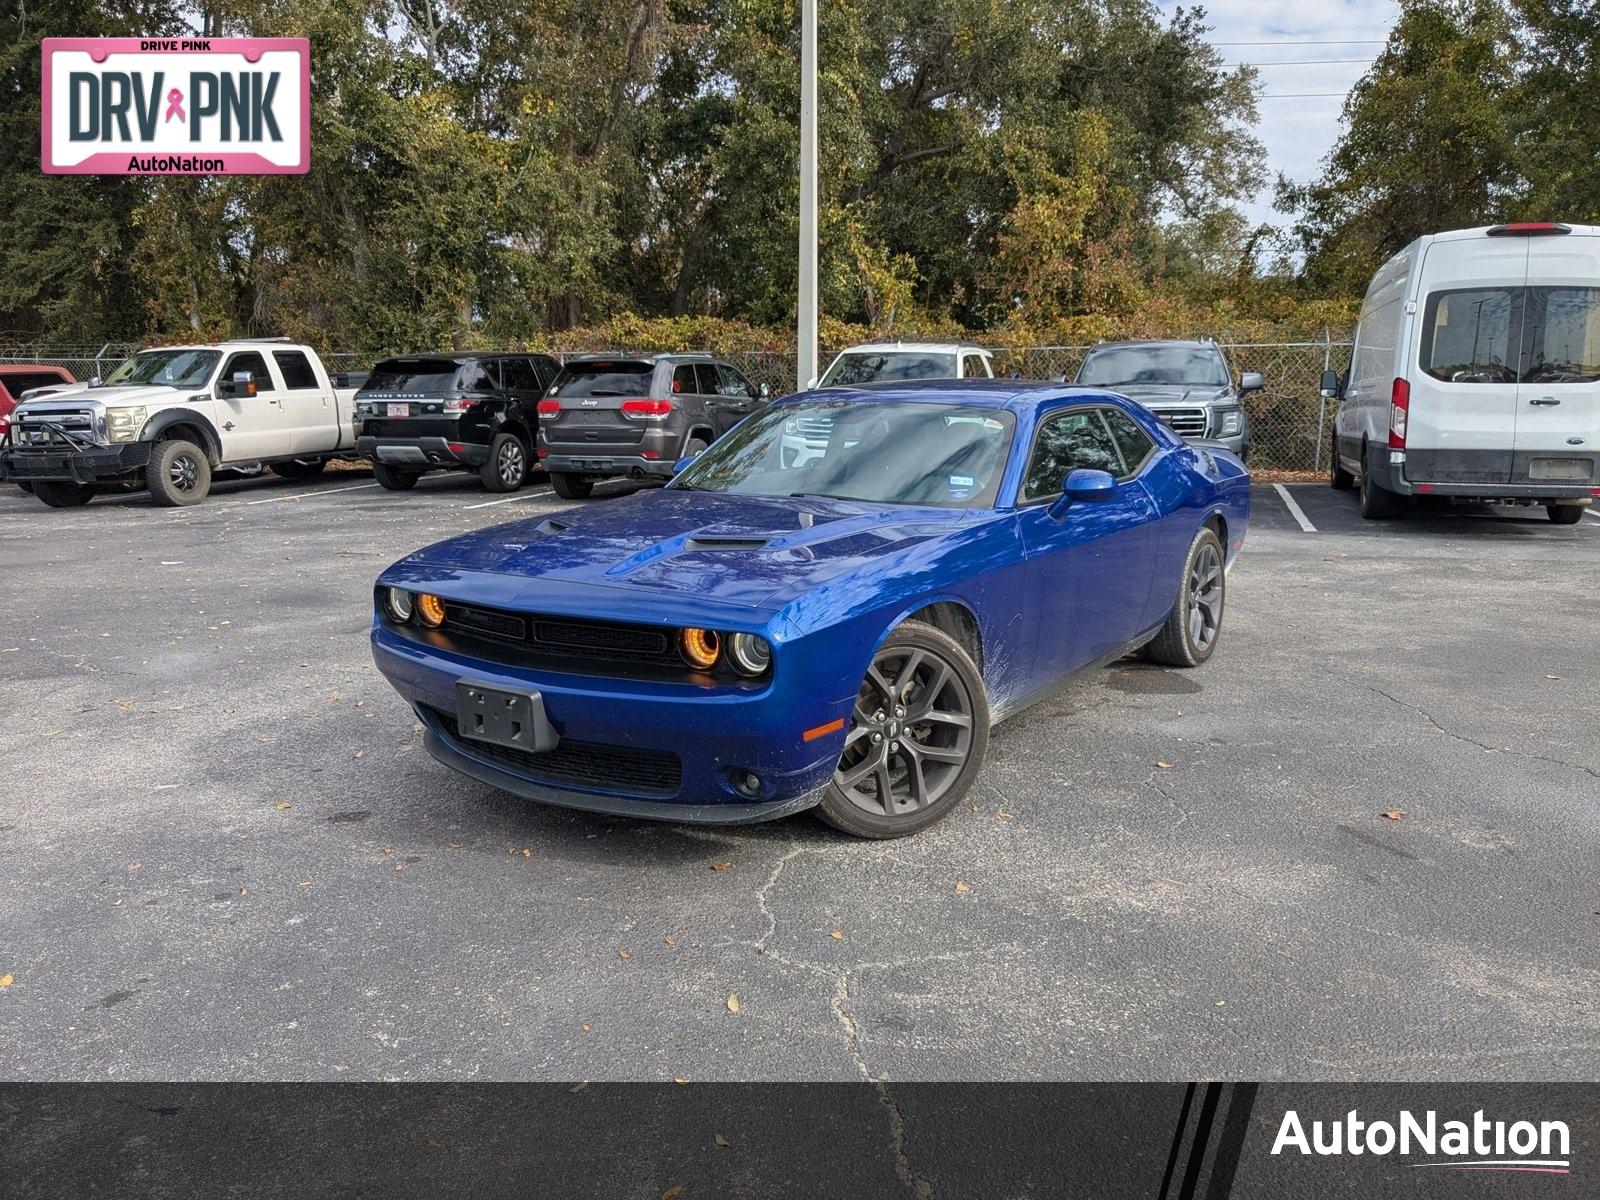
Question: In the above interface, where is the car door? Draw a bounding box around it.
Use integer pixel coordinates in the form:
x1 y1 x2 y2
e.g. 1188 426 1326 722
714 363 760 430
1015 406 1160 685
497 356 542 436
1513 235 1600 486
214 350 286 461
689 363 735 436
271 349 334 454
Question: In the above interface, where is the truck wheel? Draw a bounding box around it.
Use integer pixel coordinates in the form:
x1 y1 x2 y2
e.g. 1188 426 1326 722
270 459 327 480
1547 504 1583 525
146 438 211 506
549 472 593 500
480 433 528 493
32 480 95 508
373 462 420 491
16 481 34 494
1358 445 1403 520
1329 449 1355 490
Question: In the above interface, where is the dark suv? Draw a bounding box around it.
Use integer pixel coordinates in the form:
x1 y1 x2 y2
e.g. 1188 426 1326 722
1072 339 1261 462
537 353 768 499
355 352 561 492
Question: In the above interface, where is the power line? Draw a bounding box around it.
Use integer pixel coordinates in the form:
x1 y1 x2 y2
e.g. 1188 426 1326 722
1261 92 1351 99
1225 58 1376 67
1211 39 1386 47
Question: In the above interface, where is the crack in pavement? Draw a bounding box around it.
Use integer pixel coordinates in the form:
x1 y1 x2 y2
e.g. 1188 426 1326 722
1369 685 1600 781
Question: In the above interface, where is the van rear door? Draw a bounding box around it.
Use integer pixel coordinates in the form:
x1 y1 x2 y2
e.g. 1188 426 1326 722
1513 234 1600 488
1408 237 1528 484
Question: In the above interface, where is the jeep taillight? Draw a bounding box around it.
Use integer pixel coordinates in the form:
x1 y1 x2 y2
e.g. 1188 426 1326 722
537 399 561 416
621 398 673 418
1388 378 1409 449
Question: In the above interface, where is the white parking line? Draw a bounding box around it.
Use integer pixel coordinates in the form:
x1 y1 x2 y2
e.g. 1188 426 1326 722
1272 483 1317 533
1584 508 1600 523
462 487 554 511
244 481 383 506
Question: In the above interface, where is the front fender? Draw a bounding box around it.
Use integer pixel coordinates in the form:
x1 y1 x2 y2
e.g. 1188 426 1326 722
140 408 224 465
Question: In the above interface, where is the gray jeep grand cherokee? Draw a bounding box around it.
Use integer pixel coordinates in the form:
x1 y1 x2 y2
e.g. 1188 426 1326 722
537 353 769 499
1073 339 1262 461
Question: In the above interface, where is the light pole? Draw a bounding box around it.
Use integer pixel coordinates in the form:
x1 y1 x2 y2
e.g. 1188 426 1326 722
797 0 818 389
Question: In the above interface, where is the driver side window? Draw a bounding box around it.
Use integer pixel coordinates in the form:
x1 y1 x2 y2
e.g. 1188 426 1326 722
1023 409 1123 501
221 352 274 393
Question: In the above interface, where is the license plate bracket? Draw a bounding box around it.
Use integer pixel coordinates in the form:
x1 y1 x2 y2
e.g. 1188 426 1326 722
387 402 409 418
1528 458 1590 481
454 681 558 753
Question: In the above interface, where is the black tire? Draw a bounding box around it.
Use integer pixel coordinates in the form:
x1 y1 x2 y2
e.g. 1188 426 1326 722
816 621 990 839
146 439 211 506
1547 504 1584 525
16 481 35 494
32 480 95 508
1358 445 1403 520
549 471 594 500
372 461 420 491
1329 447 1355 490
683 434 711 458
480 433 529 493
269 459 327 480
1143 525 1226 668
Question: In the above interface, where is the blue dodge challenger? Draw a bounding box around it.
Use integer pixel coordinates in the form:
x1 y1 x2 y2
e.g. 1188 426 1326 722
371 381 1249 838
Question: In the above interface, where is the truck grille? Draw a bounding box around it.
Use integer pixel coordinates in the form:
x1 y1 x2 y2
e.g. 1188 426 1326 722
787 416 833 442
16 409 98 446
430 709 682 797
1155 408 1208 438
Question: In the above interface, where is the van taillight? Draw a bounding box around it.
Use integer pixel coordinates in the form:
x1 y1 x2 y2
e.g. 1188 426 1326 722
1486 222 1570 237
621 398 673 418
537 399 560 416
1388 378 1409 449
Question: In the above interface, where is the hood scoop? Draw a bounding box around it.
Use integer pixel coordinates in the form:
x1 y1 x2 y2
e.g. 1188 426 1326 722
683 537 770 552
535 518 571 535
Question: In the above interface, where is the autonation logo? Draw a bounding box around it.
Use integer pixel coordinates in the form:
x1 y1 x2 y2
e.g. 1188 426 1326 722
1272 1109 1571 1175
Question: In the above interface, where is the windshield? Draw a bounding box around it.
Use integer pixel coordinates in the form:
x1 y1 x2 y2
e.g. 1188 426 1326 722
551 361 655 397
1076 346 1229 389
673 400 1015 509
819 352 958 387
361 359 463 394
104 350 221 389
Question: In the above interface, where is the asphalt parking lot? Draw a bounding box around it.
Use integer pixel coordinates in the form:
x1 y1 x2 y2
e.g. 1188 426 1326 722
1 469 1596 1082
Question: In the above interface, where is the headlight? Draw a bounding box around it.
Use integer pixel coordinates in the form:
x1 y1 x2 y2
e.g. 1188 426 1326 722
416 593 447 628
727 633 772 677
679 627 721 670
1219 408 1242 436
105 406 147 442
384 588 414 623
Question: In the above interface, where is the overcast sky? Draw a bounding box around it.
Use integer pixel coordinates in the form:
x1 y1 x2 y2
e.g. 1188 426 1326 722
1158 0 1402 232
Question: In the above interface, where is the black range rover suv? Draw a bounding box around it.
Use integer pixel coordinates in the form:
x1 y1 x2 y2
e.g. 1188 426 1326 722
537 353 769 498
355 352 561 492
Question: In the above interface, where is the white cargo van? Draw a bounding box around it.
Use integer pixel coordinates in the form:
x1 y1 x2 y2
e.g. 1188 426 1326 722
1324 222 1600 522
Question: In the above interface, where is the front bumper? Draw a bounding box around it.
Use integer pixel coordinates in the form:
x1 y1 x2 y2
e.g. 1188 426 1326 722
0 440 150 483
371 625 848 823
357 435 489 469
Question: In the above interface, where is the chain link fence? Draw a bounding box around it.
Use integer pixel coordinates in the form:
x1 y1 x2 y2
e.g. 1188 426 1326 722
1 339 1351 471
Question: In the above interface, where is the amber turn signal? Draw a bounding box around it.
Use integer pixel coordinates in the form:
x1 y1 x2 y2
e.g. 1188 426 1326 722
679 627 721 669
416 593 447 628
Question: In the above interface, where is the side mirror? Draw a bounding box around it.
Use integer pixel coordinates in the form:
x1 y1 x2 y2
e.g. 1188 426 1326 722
1319 369 1340 400
758 382 772 399
1050 468 1117 516
803 376 818 390
672 452 701 476
1240 372 1264 394
220 370 256 398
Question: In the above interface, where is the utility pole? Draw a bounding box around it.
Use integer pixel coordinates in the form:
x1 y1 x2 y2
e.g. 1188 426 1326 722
797 0 818 390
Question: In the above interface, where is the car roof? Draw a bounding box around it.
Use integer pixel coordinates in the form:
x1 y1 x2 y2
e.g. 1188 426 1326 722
1086 339 1221 351
792 378 1141 416
834 341 990 354
563 351 717 364
374 351 547 363
0 363 73 375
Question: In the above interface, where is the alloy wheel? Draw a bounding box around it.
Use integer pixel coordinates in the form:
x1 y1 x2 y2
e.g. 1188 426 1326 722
833 645 974 817
1188 541 1223 651
499 440 524 486
171 453 200 492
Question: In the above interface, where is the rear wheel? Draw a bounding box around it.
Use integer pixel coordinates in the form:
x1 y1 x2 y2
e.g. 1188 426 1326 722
32 480 94 507
372 462 420 491
16 481 34 494
270 459 327 480
549 471 594 500
1329 446 1355 490
1143 525 1226 668
1548 504 1584 525
816 621 990 839
146 438 210 506
1358 445 1403 520
480 433 529 492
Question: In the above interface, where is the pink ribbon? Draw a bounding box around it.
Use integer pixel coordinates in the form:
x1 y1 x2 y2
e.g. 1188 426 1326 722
164 88 185 123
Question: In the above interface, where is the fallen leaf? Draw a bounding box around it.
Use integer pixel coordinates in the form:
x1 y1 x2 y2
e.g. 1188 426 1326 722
1155 761 1174 770
713 1133 731 1148
422 1136 443 1151
997 810 1014 820
522 848 531 858
673 1075 689 1084
954 881 971 894
662 936 677 948
1544 674 1560 680
299 880 312 887
711 861 732 872
239 887 247 896
617 949 631 961
726 994 740 1013
1381 811 1405 821
1215 1000 1227 1007
129 862 141 871
829 930 844 940
275 802 293 811
662 1187 684 1200
353 750 365 759
580 1024 591 1032
567 1082 589 1094
0 974 12 988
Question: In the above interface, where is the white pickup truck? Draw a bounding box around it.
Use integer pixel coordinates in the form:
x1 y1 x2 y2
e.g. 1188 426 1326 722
0 340 363 507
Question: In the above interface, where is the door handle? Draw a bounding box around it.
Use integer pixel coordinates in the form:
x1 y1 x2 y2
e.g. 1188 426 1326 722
1529 397 1560 406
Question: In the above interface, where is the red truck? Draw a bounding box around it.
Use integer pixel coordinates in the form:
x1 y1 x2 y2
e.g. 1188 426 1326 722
1 364 77 491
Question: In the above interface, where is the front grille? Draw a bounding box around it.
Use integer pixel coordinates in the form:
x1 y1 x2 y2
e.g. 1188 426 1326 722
1157 408 1208 438
531 618 674 662
18 410 98 445
444 603 527 640
431 709 682 797
788 416 833 441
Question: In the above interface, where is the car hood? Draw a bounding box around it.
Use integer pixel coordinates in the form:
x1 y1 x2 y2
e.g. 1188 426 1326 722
1108 384 1231 406
402 490 975 610
15 383 184 411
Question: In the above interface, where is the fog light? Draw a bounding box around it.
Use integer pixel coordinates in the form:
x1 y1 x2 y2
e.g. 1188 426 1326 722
731 769 763 799
679 627 721 669
417 593 447 628
384 588 414 623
